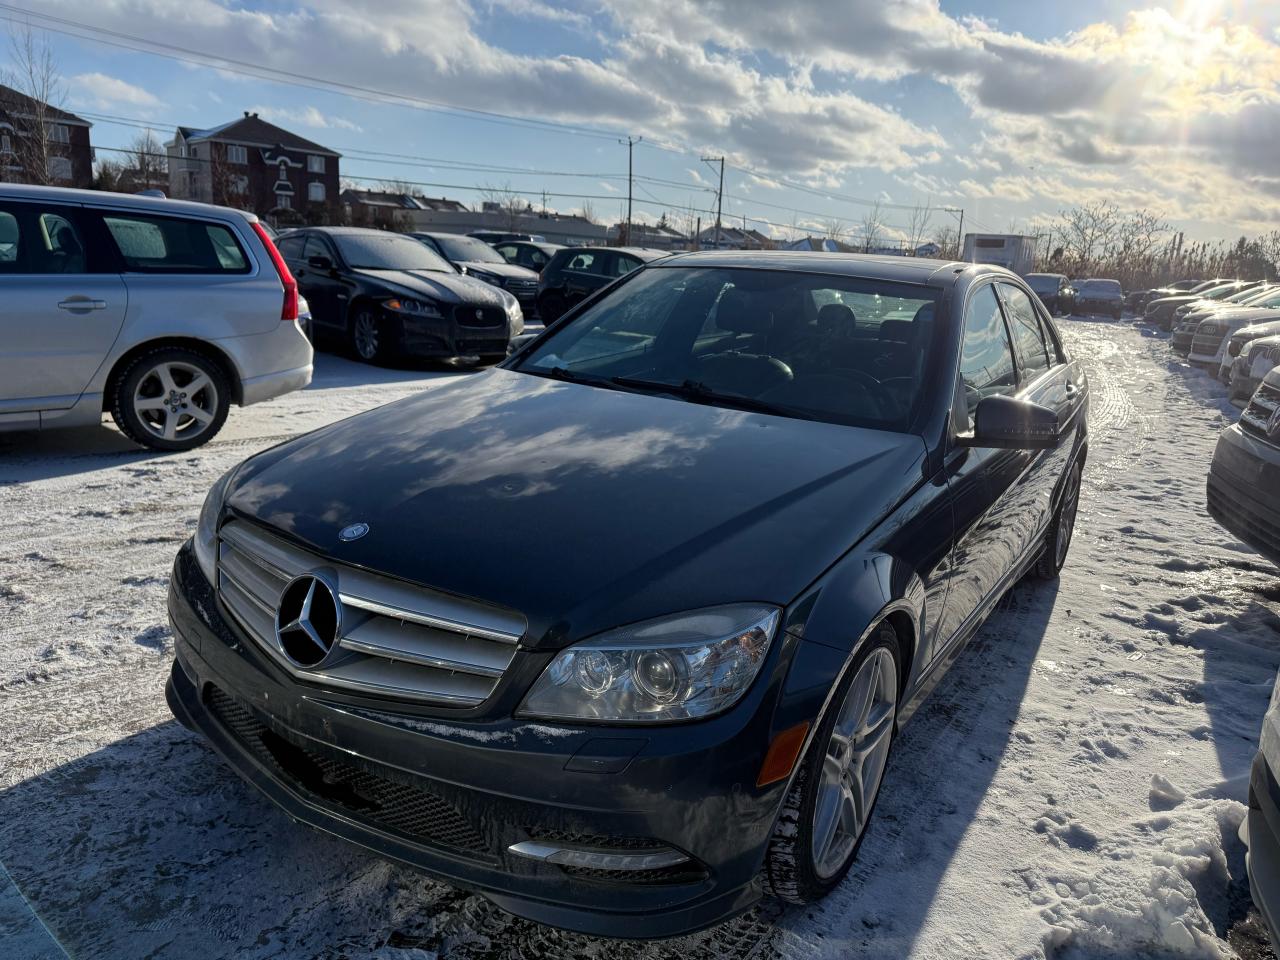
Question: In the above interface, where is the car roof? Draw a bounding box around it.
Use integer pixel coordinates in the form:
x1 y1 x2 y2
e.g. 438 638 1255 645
293 226 412 236
0 182 259 223
1026 272 1065 279
652 249 984 284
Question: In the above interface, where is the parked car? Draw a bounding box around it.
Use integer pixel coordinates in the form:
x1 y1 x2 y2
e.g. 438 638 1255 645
0 183 311 451
1128 281 1200 312
166 252 1088 937
1208 367 1280 568
1145 281 1263 330
1230 335 1280 402
276 227 523 365
536 246 665 323
1221 320 1280 387
1245 663 1280 947
468 230 547 244
1189 307 1280 373
1026 273 1074 315
493 239 564 276
1072 278 1123 319
413 231 540 317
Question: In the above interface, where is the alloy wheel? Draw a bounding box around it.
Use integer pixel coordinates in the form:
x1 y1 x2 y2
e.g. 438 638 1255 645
131 361 219 443
1055 466 1081 567
353 311 379 360
811 646 898 879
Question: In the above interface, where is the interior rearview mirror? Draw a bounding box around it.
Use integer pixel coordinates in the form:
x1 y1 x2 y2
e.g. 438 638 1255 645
957 394 1061 450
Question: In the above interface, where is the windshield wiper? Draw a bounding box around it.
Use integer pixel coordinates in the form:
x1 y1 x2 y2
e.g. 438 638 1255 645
609 376 816 421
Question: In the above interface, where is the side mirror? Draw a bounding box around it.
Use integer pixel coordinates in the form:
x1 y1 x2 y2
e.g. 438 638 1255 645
307 254 334 271
957 394 1061 450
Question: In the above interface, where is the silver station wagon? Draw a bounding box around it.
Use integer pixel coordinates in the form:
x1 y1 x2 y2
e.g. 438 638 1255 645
0 184 312 450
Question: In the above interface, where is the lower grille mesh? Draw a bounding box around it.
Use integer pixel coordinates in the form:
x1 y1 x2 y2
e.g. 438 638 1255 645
206 686 489 857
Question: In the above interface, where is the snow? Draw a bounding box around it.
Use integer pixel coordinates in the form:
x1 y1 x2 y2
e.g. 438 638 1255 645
2 321 1279 959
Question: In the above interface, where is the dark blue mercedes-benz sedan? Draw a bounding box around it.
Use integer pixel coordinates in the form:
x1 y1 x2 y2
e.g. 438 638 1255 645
165 251 1088 937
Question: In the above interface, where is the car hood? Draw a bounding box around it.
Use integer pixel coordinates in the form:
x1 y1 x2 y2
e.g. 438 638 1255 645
457 260 539 281
352 269 509 306
1236 319 1280 340
226 369 927 648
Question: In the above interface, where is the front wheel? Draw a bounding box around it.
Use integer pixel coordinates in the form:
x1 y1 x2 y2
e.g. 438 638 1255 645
762 624 900 903
1033 459 1082 579
348 306 396 365
110 347 231 451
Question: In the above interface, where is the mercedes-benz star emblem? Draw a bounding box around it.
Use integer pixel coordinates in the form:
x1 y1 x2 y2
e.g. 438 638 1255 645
475 308 484 320
339 522 369 541
275 574 341 668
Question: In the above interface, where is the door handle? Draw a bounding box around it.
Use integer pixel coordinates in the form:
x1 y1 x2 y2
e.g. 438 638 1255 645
58 297 108 312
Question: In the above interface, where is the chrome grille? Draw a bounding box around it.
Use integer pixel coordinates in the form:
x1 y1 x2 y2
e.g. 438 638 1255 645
1240 378 1280 443
216 519 525 705
1191 327 1224 357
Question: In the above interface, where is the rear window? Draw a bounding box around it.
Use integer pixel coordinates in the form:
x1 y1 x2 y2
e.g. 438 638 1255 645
102 214 250 273
1077 279 1121 295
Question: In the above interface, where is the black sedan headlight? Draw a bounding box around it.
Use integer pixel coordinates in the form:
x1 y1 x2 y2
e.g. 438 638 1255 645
383 297 444 318
194 466 239 584
519 604 780 723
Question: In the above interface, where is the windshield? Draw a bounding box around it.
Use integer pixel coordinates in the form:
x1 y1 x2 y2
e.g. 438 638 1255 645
1203 283 1246 300
1231 285 1275 305
1077 279 1121 295
335 234 454 272
515 266 940 431
432 234 506 263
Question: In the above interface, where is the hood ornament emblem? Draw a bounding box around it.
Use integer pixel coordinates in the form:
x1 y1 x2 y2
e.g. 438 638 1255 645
475 308 484 319
339 522 370 542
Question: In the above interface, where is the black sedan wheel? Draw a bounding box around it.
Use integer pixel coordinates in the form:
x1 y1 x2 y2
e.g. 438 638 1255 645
763 623 899 903
349 307 395 365
1033 460 1082 579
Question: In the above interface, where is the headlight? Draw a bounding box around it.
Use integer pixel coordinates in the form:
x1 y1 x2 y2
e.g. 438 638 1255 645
194 466 238 584
384 297 443 318
518 604 780 723
469 270 501 286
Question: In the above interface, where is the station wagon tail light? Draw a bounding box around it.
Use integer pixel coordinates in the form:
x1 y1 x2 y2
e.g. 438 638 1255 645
518 604 780 722
252 222 298 322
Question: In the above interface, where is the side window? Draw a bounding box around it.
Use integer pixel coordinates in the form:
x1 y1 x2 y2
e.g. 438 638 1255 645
999 283 1052 381
275 234 305 260
614 255 640 277
565 251 597 273
958 284 1018 428
494 244 517 261
36 212 87 273
529 249 549 268
102 214 250 274
302 234 332 261
0 210 19 270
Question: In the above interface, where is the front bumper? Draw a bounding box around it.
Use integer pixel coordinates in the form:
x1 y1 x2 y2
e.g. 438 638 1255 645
1248 752 1280 944
165 542 794 937
1207 424 1280 568
1076 299 1122 316
397 314 514 360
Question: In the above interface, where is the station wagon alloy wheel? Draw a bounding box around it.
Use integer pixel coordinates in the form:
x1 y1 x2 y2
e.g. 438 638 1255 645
812 645 898 879
133 362 220 443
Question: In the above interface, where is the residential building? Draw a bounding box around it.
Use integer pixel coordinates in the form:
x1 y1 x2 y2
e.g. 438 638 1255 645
167 112 340 224
695 225 774 250
340 190 608 246
0 84 93 188
607 222 689 250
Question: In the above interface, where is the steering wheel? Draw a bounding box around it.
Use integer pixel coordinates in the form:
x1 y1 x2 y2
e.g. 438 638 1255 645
761 370 888 419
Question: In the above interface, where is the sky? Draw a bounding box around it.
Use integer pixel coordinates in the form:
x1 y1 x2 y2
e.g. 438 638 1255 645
5 0 1280 246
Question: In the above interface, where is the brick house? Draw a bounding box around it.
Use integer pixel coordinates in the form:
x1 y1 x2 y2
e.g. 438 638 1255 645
0 84 93 188
167 112 340 224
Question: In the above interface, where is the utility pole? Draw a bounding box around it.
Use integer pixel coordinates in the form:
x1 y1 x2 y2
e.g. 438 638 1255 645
620 135 641 245
701 155 725 249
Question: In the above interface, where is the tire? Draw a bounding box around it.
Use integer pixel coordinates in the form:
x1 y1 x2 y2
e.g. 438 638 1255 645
762 623 900 904
1032 459 1082 579
109 346 231 451
536 291 567 325
348 304 397 365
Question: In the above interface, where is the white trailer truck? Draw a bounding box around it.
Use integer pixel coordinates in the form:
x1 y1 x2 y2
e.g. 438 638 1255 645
961 233 1037 275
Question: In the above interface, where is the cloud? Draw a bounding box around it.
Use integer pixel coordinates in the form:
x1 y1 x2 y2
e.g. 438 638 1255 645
70 72 160 111
247 104 363 133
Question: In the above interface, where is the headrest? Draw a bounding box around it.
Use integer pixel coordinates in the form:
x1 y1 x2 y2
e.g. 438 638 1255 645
0 215 16 243
817 302 856 335
715 286 774 334
879 319 914 343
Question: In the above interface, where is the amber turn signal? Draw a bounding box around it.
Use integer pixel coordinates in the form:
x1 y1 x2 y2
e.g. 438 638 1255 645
756 721 810 787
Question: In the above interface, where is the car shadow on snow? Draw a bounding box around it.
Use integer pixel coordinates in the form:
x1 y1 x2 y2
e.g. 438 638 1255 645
774 578 1060 956
0 718 785 960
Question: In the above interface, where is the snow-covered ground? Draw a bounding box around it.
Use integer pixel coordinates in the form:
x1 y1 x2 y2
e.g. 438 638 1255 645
2 320 1278 960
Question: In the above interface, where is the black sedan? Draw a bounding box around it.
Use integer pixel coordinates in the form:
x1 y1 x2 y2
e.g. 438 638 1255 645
276 227 523 365
537 245 665 323
1145 280 1262 330
1026 272 1074 315
1072 278 1123 319
413 232 540 317
166 252 1087 937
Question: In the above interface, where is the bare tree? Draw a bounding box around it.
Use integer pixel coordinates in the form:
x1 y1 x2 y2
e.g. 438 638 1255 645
127 129 167 191
935 225 959 260
905 202 933 254
478 181 525 230
858 201 883 253
1059 200 1120 267
819 217 847 241
0 25 67 185
577 198 596 224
